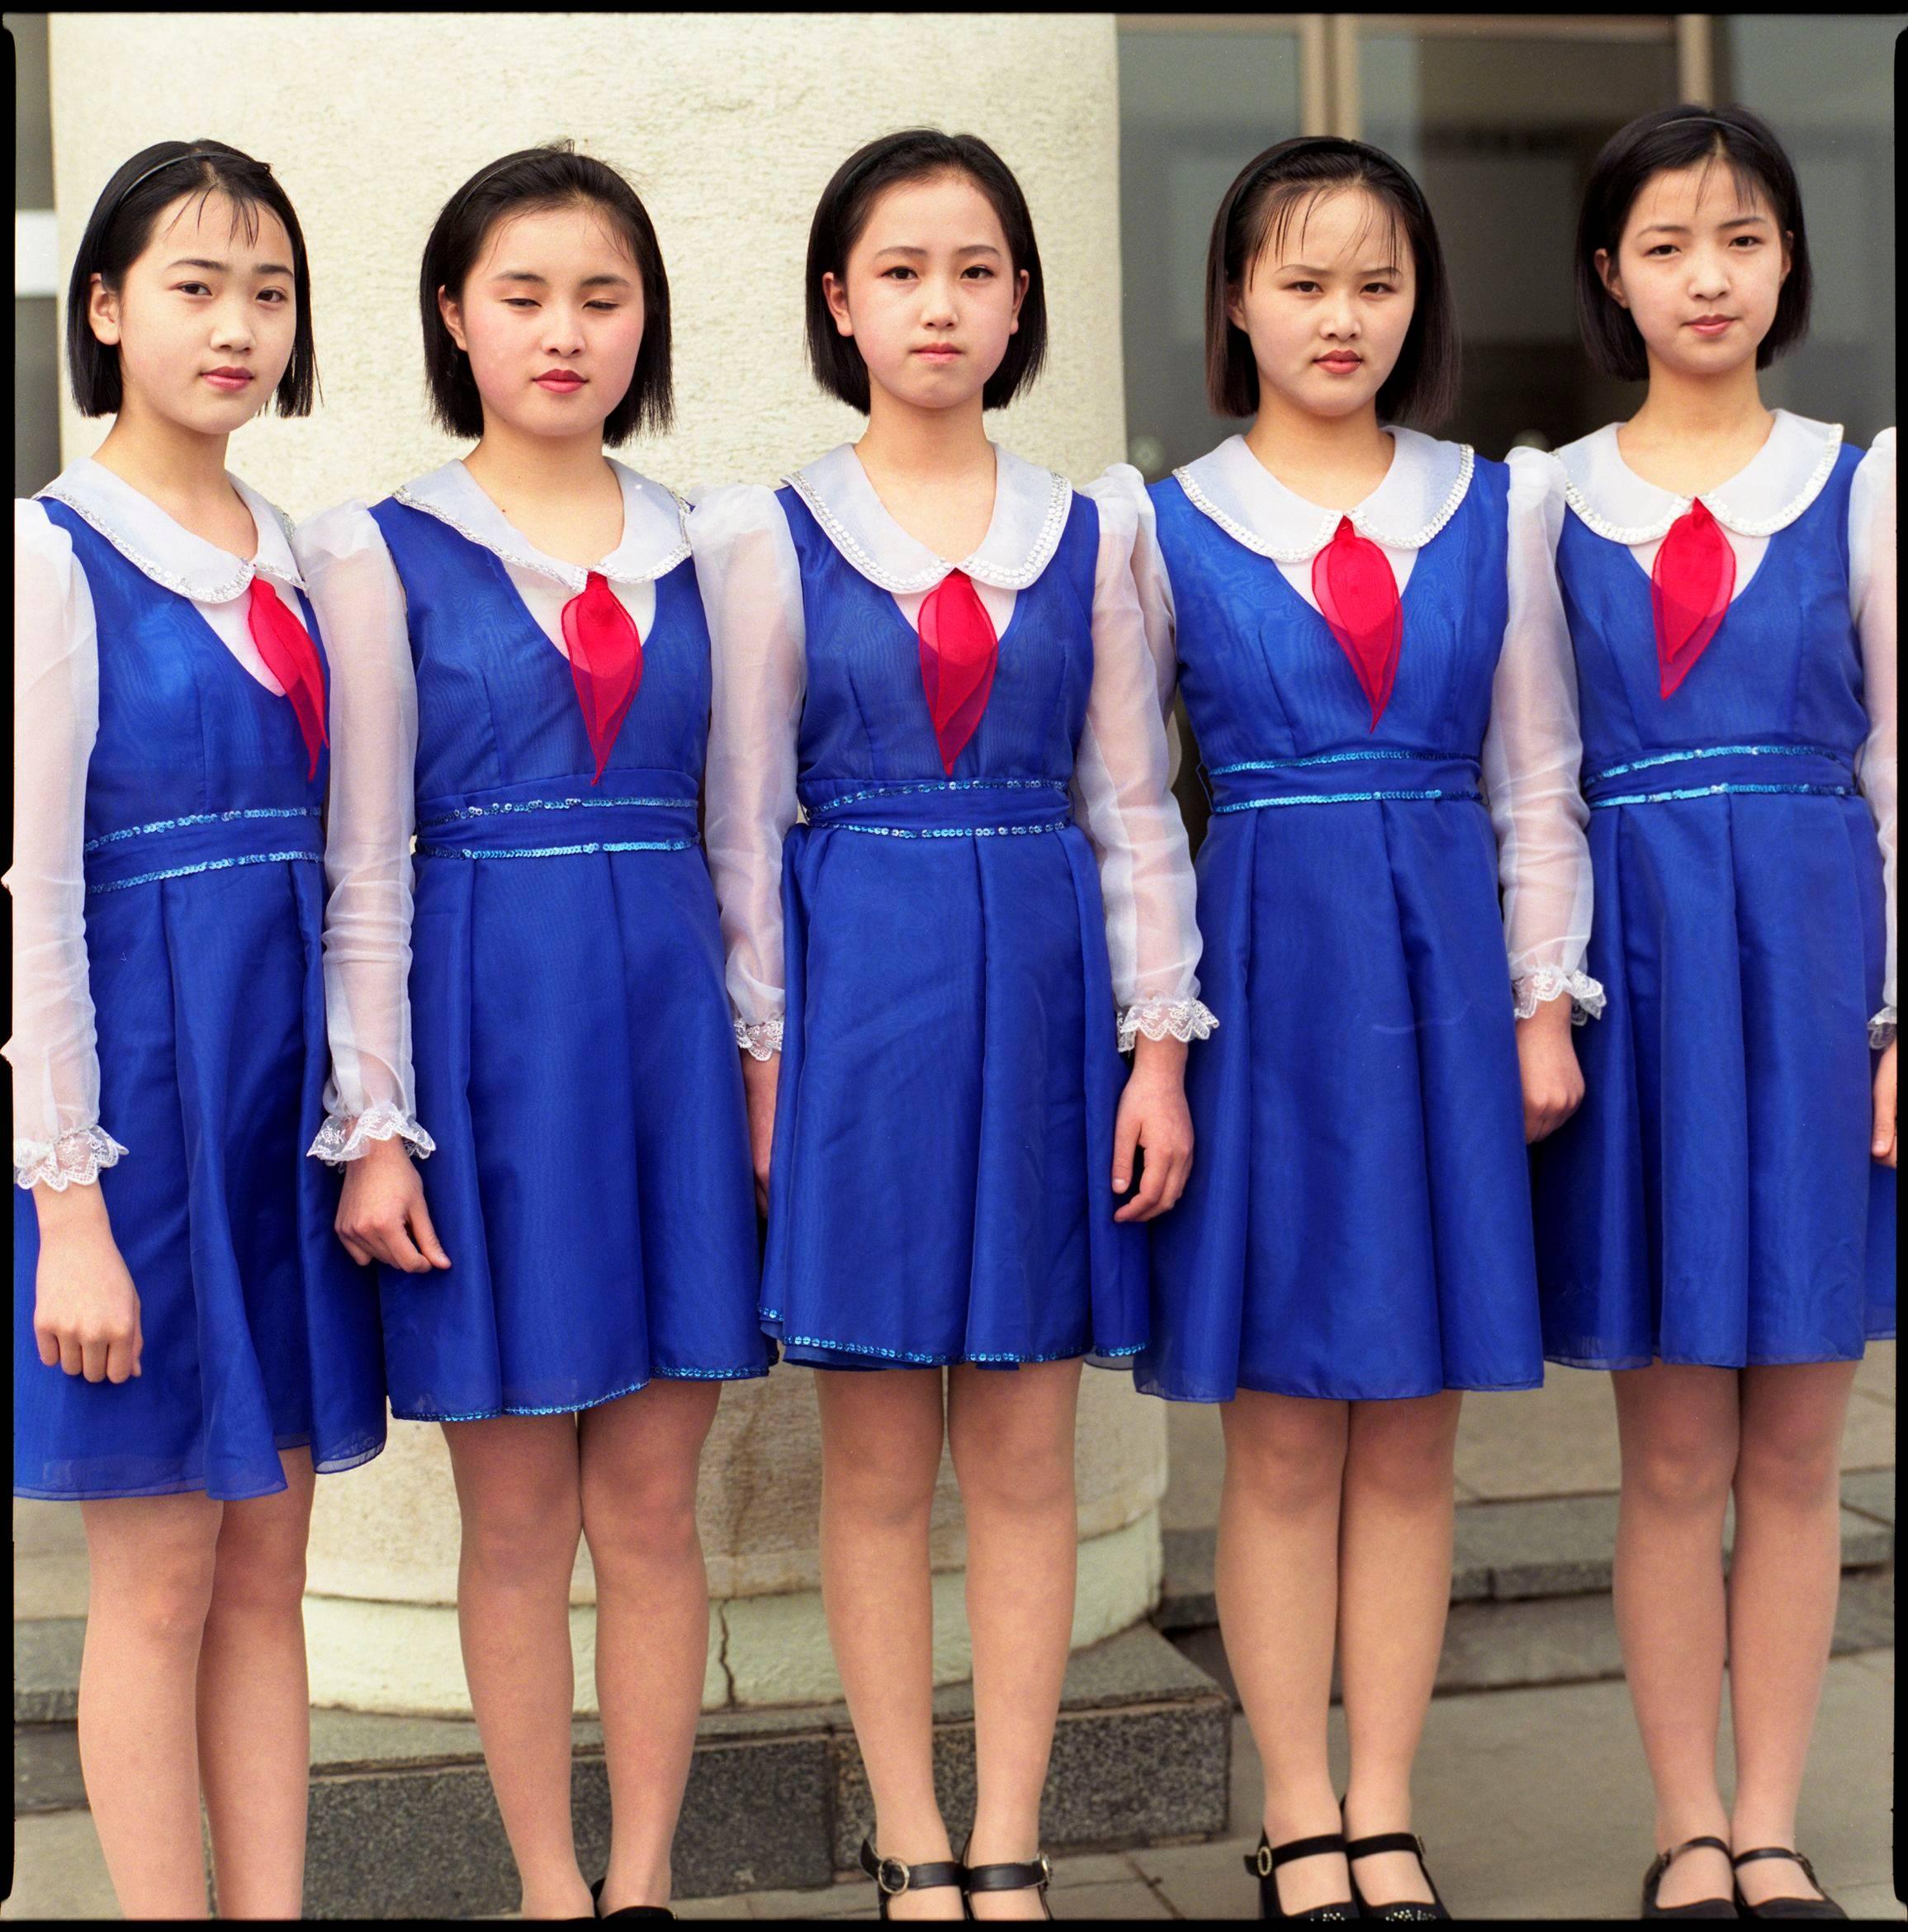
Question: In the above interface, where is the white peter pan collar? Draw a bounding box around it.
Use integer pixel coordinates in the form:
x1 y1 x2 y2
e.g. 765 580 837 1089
1558 408 1844 545
1174 428 1474 564
782 442 1073 594
40 456 303 603
394 457 690 594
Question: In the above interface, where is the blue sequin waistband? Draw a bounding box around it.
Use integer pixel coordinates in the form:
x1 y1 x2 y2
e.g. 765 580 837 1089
801 778 1076 839
1206 750 1482 815
84 807 323 893
1583 743 1855 810
414 775 699 859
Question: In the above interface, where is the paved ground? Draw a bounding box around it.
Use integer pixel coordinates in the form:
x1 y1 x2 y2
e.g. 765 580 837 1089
11 1347 1896 1920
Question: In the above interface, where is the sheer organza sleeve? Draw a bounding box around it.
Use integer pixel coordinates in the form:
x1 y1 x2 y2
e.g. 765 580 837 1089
690 485 806 1059
1493 448 1603 1023
1850 429 1896 1044
6 501 126 1190
1077 466 1214 1049
293 503 434 1163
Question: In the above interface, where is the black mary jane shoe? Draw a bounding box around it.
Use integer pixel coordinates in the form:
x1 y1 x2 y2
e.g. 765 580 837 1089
1344 1830 1451 1920
1243 1831 1357 1921
859 1838 971 1921
1642 1835 1740 1918
961 1843 1054 1920
589 1877 676 1919
1730 1849 1847 1920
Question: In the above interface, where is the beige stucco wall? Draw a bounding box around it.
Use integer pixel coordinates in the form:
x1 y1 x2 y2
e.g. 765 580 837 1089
46 10 1162 1716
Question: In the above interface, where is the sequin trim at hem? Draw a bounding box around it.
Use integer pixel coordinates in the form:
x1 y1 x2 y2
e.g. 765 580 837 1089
1587 782 1853 809
1584 741 1847 783
762 1319 1145 1367
1210 749 1471 776
88 850 320 893
414 839 697 859
13 1125 130 1191
417 796 691 830
83 806 321 852
817 819 1071 840
1211 787 1481 814
394 1363 769 1423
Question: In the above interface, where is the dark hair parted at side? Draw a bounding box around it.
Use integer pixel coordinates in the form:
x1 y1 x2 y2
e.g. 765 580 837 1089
419 143 672 444
66 140 318 419
1205 136 1458 431
1575 105 1811 381
804 130 1048 414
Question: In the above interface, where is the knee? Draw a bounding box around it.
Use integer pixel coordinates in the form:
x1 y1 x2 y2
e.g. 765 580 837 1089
581 1467 701 1573
1624 1428 1737 1513
953 1433 1074 1518
1346 1427 1456 1511
1225 1418 1347 1517
211 1535 308 1621
462 1487 582 1584
1735 1416 1843 1509
107 1546 218 1650
824 1452 940 1534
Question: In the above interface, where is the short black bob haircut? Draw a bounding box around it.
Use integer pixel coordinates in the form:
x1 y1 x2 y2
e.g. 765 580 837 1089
1575 104 1811 381
66 140 317 419
804 129 1048 414
1205 135 1458 432
419 143 673 445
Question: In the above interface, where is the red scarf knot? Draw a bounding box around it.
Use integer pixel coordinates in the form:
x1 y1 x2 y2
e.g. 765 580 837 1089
246 577 329 780
917 568 999 774
1312 517 1404 732
561 571 644 784
1651 499 1735 698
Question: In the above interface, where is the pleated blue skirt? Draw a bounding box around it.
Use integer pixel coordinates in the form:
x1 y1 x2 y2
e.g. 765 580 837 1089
1143 782 1545 1403
392 836 770 1419
1534 784 1895 1368
13 859 387 1500
761 785 1147 1370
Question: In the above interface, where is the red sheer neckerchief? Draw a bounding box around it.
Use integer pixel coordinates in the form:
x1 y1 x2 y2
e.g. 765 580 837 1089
1651 499 1735 698
246 578 329 779
561 571 644 784
917 569 999 774
1312 517 1404 731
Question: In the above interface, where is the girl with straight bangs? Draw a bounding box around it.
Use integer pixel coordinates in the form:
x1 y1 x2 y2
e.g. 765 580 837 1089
1116 135 1600 1920
296 143 768 1919
690 128 1210 1920
10 140 385 1916
1524 104 1893 1920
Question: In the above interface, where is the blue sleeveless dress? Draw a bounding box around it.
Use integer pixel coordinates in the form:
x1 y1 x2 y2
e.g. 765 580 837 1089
1141 458 1546 1403
1532 447 1896 1367
367 502 769 1418
13 502 386 1500
762 490 1147 1368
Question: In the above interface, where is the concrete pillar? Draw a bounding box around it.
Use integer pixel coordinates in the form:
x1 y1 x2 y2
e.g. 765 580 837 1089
49 9 1164 1714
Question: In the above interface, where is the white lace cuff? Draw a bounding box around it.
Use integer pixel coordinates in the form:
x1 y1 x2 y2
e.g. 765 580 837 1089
1513 967 1607 1025
307 1102 437 1167
13 1125 130 1192
1872 1007 1897 1050
1118 997 1219 1053
735 1016 784 1060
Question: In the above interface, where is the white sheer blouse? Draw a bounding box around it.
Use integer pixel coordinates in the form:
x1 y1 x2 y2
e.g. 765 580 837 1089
1126 428 1603 1021
294 457 694 1162
9 459 311 1190
1532 411 1896 1042
689 442 1214 1058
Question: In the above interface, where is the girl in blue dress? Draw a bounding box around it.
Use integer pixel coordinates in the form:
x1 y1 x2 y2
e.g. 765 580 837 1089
1524 107 1893 1920
1123 138 1600 1920
691 131 1210 1920
10 142 384 1917
299 146 768 1920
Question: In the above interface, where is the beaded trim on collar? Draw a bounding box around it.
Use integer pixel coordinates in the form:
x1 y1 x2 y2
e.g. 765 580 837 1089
1559 415 1844 546
782 447 1074 594
1173 436 1475 564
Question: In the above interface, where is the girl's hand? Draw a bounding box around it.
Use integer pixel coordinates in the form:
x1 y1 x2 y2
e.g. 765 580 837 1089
32 1180 142 1382
1113 1033 1195 1223
741 1051 779 1216
1874 1041 1897 1169
336 1135 451 1273
1516 995 1586 1143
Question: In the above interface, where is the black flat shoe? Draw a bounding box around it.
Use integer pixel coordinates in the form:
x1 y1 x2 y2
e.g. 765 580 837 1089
1731 1849 1847 1919
1243 1831 1356 1921
1642 1836 1740 1918
859 1837 970 1920
962 1842 1053 1920
1344 1830 1451 1920
589 1877 675 1919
